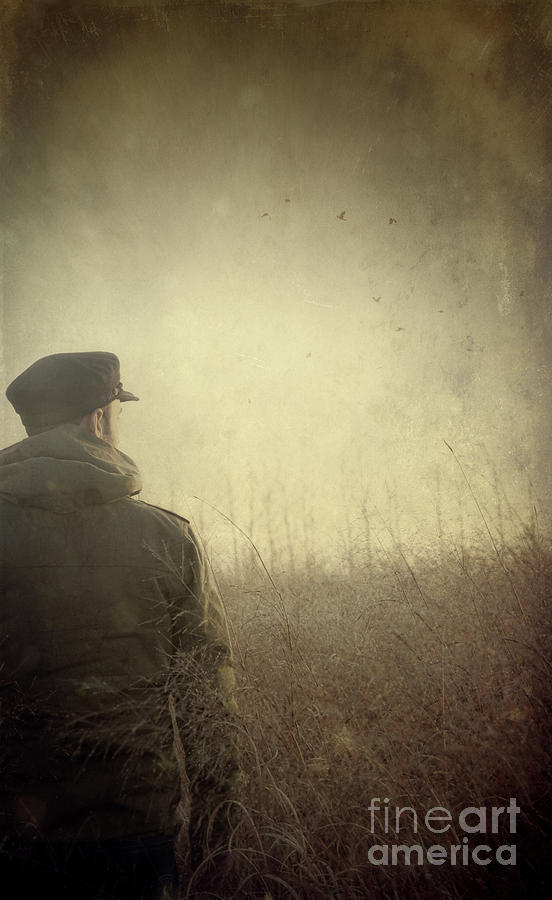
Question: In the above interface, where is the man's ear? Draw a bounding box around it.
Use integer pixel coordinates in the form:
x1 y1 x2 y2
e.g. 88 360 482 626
80 407 104 439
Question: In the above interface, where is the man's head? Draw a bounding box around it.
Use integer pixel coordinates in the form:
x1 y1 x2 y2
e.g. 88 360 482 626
6 352 138 447
80 398 122 449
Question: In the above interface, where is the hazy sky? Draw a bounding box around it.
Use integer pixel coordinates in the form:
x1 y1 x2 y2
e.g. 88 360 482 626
2 0 551 566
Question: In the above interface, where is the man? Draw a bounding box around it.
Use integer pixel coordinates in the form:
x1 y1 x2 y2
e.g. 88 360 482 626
0 352 239 898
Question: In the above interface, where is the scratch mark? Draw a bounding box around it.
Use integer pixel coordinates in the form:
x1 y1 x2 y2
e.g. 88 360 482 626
479 38 493 59
302 299 338 310
409 248 430 270
238 354 266 368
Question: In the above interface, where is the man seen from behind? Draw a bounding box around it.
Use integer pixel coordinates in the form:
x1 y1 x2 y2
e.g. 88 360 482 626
0 351 240 899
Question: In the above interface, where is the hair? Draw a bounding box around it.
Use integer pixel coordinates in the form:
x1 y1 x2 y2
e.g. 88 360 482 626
24 405 111 438
25 417 83 437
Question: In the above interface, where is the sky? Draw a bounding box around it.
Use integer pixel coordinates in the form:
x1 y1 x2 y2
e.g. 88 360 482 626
1 0 551 568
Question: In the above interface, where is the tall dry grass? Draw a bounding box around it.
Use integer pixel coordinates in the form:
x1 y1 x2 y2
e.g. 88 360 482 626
196 519 552 898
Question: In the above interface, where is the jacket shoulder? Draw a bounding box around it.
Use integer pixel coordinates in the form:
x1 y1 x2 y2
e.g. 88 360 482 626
132 499 190 527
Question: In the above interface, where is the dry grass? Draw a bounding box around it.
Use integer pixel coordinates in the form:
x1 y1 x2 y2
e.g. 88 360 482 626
204 523 552 898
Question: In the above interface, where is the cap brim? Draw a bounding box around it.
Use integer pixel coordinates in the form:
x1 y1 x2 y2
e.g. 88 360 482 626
118 389 140 402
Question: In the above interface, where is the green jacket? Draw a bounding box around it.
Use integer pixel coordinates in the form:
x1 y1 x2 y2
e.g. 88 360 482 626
0 424 238 854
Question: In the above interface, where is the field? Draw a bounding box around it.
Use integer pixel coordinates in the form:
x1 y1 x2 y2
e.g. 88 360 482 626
188 521 552 898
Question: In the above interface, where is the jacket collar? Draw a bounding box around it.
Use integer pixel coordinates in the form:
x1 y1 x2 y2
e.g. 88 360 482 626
0 424 142 512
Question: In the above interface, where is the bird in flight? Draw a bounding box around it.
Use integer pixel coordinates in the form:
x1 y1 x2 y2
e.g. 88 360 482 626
337 211 346 220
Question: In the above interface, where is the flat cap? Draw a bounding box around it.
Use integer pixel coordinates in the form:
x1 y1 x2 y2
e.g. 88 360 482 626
6 352 139 429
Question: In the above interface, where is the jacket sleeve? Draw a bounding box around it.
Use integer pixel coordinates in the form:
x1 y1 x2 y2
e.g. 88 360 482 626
163 526 240 869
